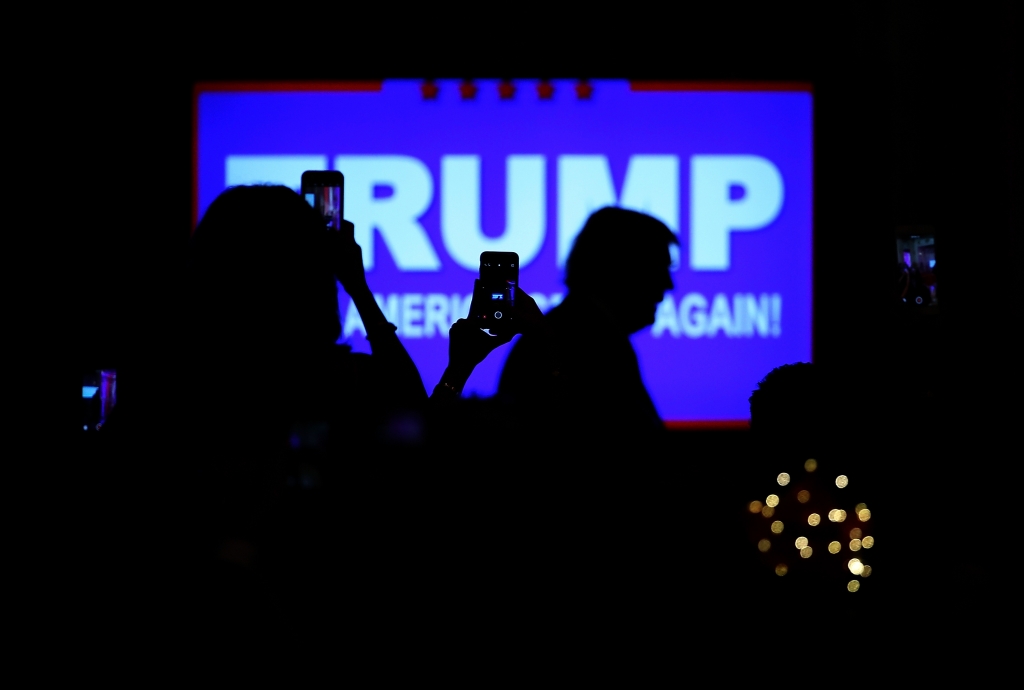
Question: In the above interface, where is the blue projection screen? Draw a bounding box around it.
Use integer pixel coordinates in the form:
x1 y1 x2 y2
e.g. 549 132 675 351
195 80 813 424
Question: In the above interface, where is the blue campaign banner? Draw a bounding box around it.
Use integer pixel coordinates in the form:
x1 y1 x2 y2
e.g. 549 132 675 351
195 80 813 423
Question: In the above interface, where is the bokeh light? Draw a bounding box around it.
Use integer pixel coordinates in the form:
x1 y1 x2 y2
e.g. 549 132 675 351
795 536 808 549
855 503 867 513
861 565 872 577
808 513 821 526
847 580 861 592
797 490 811 503
850 527 862 539
848 558 864 575
800 546 813 558
766 494 780 507
828 509 846 522
804 458 817 472
775 564 788 576
862 536 875 549
762 505 775 518
858 508 872 522
849 538 862 551
777 472 791 486
758 539 771 552
836 475 849 489
771 521 784 534
828 541 841 554
748 500 763 513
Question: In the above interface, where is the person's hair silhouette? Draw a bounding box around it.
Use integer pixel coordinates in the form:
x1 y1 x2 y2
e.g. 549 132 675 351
748 362 826 442
564 207 678 334
188 184 340 353
498 207 678 446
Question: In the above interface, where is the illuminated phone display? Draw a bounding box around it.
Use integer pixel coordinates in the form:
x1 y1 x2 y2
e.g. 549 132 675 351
301 171 343 230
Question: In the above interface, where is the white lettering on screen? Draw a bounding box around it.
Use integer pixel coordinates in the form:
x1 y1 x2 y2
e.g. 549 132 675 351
342 293 564 339
689 155 784 271
342 291 778 340
653 293 782 339
222 154 785 273
441 155 546 270
334 155 441 271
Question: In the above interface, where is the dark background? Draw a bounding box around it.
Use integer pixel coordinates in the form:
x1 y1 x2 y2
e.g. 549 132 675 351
71 2 1018 608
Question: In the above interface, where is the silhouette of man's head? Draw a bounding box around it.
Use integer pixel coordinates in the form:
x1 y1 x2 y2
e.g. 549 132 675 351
188 185 340 351
565 207 677 334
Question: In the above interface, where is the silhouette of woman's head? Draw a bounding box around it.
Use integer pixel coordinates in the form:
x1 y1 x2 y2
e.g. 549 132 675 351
565 207 678 333
749 363 829 447
188 185 340 352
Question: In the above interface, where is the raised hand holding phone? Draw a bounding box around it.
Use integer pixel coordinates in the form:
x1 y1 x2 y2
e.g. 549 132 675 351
302 169 390 337
443 317 514 388
433 253 546 397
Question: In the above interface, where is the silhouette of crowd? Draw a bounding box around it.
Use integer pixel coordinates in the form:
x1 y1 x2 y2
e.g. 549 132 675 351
93 183 879 641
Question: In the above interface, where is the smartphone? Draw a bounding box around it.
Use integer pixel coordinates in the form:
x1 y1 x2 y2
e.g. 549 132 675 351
471 251 519 325
301 170 344 230
895 225 938 312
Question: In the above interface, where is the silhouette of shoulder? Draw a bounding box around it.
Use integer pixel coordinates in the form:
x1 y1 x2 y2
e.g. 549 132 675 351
499 298 660 437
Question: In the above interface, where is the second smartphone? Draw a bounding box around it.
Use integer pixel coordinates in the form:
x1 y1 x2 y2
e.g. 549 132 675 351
472 251 519 325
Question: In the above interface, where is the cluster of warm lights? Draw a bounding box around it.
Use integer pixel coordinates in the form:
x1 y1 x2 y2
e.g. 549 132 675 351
749 459 875 592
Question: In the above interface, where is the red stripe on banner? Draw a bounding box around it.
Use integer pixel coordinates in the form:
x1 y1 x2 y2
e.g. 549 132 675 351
631 81 813 93
194 81 383 93
665 420 751 431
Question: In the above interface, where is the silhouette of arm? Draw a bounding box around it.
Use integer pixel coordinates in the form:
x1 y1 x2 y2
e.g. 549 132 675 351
431 286 543 399
432 319 513 398
327 222 426 403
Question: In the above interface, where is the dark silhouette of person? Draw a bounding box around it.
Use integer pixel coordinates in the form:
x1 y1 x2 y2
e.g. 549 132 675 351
175 184 430 636
178 186 559 639
497 206 677 447
184 184 425 446
471 208 681 615
748 362 830 456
